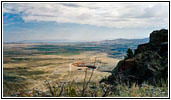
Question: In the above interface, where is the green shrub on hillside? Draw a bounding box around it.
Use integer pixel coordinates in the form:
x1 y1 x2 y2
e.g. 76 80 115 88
125 48 134 59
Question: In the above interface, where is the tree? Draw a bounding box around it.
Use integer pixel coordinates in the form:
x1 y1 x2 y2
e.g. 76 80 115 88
126 48 134 59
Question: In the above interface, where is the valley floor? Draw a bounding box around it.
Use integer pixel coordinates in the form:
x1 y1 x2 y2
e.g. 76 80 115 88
3 44 120 96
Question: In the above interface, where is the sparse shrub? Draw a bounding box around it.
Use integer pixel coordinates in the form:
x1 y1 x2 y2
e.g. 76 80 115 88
112 81 168 97
8 70 168 97
10 80 168 97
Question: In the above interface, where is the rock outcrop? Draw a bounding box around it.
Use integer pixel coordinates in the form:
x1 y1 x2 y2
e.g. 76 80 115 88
101 29 168 85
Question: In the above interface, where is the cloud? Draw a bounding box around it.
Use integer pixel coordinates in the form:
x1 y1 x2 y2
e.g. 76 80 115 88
3 2 168 28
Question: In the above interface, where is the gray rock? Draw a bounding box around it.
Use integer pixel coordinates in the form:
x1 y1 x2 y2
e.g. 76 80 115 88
103 29 168 85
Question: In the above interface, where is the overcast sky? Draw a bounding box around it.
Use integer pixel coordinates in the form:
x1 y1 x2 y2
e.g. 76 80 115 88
3 2 168 42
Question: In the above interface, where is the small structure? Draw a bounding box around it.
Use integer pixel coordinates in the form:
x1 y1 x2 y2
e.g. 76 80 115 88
72 62 96 70
72 62 85 67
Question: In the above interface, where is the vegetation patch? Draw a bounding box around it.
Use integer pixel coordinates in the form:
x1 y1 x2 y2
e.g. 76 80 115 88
17 70 46 76
4 67 46 77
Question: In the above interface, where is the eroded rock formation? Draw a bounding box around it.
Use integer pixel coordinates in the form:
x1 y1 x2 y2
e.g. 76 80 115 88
101 29 168 85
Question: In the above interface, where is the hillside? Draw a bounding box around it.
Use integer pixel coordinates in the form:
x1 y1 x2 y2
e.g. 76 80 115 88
93 38 149 45
102 29 168 86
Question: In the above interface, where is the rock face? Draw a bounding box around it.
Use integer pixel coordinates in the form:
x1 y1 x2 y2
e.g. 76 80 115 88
102 29 168 85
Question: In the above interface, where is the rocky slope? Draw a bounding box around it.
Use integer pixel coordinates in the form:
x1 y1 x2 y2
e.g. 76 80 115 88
101 29 168 85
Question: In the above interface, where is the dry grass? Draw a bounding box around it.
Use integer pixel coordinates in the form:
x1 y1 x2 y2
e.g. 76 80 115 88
3 44 120 96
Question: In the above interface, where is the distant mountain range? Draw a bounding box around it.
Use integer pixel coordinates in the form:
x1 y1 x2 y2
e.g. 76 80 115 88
78 38 149 46
4 38 149 45
94 38 149 45
17 39 86 43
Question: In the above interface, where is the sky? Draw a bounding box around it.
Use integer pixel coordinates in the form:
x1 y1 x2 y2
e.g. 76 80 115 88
3 2 169 42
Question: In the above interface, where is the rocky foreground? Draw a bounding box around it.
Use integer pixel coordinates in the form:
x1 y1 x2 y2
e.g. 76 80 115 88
102 29 168 85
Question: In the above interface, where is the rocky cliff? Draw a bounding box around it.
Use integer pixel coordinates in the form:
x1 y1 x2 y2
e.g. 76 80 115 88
101 29 168 85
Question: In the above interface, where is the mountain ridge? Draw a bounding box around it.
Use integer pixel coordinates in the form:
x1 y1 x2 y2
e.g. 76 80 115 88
4 37 149 44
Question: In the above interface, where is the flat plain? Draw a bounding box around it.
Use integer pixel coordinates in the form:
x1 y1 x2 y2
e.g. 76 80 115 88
3 43 121 96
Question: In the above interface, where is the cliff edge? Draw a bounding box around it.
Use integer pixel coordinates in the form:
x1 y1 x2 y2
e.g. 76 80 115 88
101 29 168 85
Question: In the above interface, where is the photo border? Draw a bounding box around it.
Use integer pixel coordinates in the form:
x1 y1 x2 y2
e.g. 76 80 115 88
1 0 170 99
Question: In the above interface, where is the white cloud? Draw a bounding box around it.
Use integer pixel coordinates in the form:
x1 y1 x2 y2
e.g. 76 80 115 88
3 2 168 28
